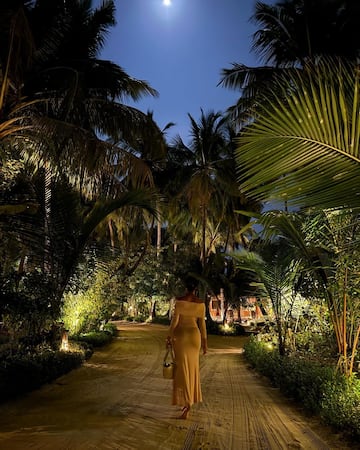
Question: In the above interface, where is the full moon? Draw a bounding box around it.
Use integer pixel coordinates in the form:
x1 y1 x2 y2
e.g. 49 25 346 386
163 0 171 6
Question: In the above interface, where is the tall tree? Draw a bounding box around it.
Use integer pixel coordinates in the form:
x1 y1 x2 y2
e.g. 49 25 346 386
0 1 164 294
171 110 233 266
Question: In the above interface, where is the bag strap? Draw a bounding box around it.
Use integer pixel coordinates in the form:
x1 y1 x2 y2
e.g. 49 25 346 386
164 347 175 364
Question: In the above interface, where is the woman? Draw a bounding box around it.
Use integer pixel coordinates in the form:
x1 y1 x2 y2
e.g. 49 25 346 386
166 278 207 419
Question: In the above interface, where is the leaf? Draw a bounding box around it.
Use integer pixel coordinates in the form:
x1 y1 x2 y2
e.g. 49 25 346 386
236 58 360 209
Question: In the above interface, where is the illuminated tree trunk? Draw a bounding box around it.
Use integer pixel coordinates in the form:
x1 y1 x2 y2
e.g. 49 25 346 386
108 218 115 253
156 218 161 258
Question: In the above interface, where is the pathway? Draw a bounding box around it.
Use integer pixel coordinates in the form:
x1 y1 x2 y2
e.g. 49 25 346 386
0 323 355 450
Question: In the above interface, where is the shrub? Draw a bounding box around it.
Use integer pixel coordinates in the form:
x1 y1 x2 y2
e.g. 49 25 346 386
0 271 61 347
102 322 118 336
244 338 282 385
244 337 360 439
72 330 113 347
321 376 360 437
61 272 118 335
0 350 84 403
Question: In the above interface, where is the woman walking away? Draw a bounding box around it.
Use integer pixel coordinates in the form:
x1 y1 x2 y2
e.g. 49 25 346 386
166 277 207 419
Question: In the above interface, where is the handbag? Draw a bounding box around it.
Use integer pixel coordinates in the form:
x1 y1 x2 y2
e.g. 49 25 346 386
163 346 175 379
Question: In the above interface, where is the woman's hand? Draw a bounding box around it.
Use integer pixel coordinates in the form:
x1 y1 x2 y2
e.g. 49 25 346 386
202 339 207 355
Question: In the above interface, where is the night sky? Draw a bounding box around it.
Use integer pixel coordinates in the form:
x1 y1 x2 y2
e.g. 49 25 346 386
100 0 260 142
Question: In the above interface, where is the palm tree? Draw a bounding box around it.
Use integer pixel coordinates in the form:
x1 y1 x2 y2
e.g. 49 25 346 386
171 109 234 266
0 1 163 296
134 113 175 256
23 0 160 188
3 1 161 195
56 186 159 298
1 1 161 187
0 179 159 343
251 0 360 65
231 241 298 356
219 0 360 125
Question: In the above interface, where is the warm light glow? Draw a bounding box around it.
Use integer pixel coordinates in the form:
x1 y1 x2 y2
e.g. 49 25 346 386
61 330 69 351
163 0 171 6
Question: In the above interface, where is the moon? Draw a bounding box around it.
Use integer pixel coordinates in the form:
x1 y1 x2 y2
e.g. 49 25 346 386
163 0 171 6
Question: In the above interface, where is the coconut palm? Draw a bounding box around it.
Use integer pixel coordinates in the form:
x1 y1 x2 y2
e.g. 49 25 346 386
170 109 236 266
27 0 160 189
0 1 164 290
219 0 360 125
167 114 261 258
0 1 161 189
252 0 360 65
0 179 159 344
0 0 162 202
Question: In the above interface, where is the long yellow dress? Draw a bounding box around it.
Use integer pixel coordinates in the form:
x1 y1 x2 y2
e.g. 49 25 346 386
169 300 207 407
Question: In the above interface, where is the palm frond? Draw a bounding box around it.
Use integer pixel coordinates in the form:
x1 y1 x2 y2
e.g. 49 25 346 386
219 64 290 126
81 189 159 246
236 58 360 209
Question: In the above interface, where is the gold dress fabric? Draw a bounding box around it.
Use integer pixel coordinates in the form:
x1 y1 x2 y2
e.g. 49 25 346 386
169 300 207 407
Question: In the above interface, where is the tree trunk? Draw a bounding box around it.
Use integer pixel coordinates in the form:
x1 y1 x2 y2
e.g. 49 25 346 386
156 219 161 258
108 218 115 253
149 299 157 321
44 166 52 273
201 203 206 266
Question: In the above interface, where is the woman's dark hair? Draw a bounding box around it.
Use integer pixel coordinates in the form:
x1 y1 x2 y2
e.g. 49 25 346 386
184 276 198 292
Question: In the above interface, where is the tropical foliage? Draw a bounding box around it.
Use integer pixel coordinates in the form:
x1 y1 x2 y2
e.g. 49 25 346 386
218 0 360 379
239 210 360 376
236 58 360 210
219 0 360 124
0 3 359 435
0 0 162 349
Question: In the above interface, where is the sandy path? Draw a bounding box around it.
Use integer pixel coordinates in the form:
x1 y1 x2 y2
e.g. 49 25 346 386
0 323 355 450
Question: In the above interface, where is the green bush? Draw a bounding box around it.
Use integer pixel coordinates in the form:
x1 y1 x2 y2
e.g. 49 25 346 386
0 271 61 347
61 271 118 335
72 330 113 347
244 338 282 384
244 337 360 438
102 322 118 336
0 350 84 403
321 376 360 436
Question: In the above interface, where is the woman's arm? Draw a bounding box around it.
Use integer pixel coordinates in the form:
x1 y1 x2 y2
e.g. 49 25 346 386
199 304 207 354
166 301 179 346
